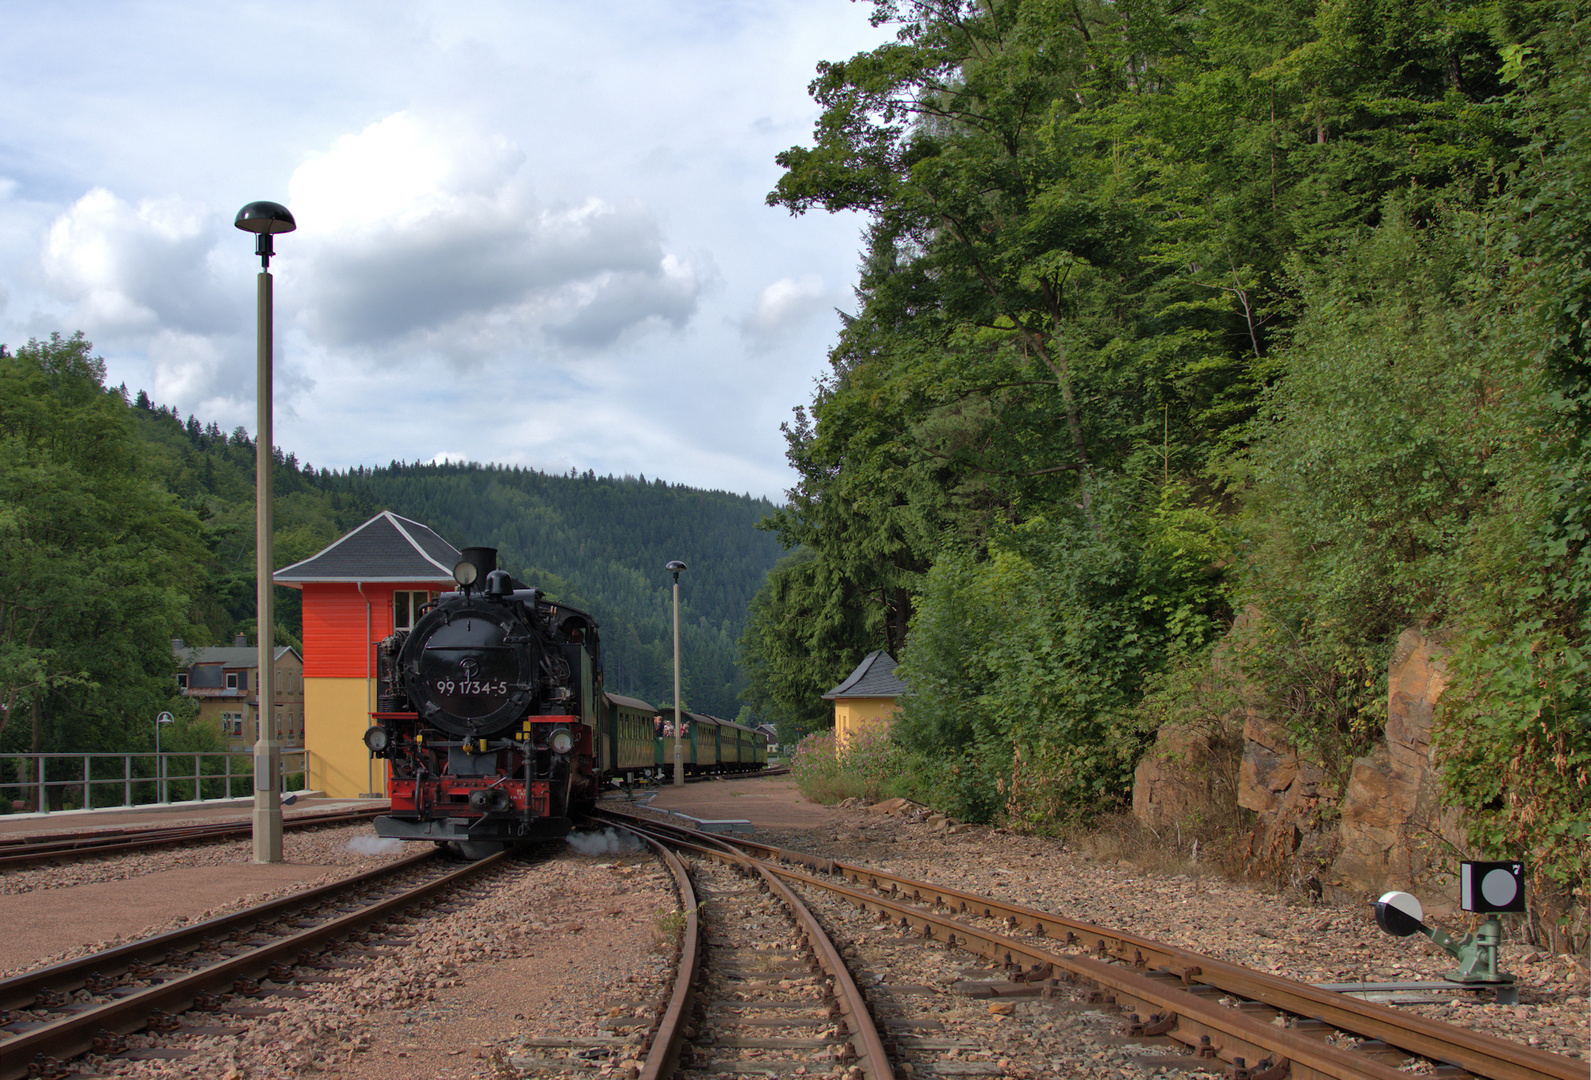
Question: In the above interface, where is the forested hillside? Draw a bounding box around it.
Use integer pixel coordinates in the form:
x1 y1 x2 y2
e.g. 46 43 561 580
743 0 1591 895
0 350 779 765
345 464 781 718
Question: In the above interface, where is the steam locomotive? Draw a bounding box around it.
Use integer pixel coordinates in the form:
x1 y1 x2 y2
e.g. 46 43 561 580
363 546 765 856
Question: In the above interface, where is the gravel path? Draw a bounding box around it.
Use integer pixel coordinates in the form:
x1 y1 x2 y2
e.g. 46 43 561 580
0 823 411 978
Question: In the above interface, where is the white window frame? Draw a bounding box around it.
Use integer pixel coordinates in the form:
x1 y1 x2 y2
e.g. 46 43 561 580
393 590 430 632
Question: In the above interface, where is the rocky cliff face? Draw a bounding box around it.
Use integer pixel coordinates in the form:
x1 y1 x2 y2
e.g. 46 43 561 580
1329 629 1468 910
1133 625 1468 907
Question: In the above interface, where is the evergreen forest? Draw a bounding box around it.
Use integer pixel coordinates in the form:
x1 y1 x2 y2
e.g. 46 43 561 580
739 0 1591 896
0 338 781 772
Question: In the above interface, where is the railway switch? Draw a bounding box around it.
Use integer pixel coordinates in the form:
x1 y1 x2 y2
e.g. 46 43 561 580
1374 863 1522 1002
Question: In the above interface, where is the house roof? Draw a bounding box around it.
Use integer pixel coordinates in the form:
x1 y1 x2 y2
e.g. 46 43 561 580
274 511 461 586
822 650 907 700
176 645 300 670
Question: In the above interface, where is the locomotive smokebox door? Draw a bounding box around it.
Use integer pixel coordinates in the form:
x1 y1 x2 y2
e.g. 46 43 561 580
400 599 540 738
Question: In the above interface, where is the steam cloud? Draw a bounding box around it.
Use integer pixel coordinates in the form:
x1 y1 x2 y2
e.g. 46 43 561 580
566 828 643 856
347 835 407 855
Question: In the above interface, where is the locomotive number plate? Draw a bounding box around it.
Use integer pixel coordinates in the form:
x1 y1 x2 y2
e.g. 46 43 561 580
434 679 510 696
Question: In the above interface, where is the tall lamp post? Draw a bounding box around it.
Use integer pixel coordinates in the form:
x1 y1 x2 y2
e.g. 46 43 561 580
235 200 295 864
667 560 687 785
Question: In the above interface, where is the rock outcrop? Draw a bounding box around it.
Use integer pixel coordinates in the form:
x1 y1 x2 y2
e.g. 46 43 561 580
1237 710 1339 878
1132 623 1467 904
1132 722 1219 831
1328 628 1467 909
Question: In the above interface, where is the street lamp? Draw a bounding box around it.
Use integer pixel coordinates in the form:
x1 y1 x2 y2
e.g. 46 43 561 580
235 200 295 864
667 560 687 786
154 710 174 803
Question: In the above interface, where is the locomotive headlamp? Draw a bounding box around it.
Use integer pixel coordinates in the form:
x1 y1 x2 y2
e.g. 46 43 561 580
363 726 392 754
548 728 575 755
453 560 479 586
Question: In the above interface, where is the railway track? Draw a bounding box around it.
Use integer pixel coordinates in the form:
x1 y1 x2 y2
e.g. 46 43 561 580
0 842 530 1080
0 806 388 871
603 817 891 1080
597 807 1584 1080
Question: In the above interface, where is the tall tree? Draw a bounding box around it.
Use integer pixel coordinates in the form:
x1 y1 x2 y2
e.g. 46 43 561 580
0 334 205 757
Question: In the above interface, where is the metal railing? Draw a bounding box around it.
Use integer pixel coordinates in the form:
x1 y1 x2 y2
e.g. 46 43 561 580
0 751 309 815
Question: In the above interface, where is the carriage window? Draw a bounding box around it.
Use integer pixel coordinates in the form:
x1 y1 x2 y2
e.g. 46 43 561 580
393 591 430 631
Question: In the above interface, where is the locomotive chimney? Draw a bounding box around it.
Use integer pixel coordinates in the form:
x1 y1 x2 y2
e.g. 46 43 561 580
458 547 498 582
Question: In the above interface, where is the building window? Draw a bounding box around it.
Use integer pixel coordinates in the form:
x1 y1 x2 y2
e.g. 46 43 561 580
393 591 430 631
225 671 239 690
176 673 188 690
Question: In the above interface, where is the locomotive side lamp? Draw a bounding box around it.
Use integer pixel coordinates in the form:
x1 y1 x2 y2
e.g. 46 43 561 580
235 199 295 865
453 560 479 588
363 725 392 755
667 560 687 786
1374 859 1525 999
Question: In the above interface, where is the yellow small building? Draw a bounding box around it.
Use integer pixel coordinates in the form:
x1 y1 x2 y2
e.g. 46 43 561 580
823 650 907 749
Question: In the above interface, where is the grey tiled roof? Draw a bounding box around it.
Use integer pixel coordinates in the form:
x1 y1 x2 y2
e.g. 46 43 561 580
175 645 299 670
274 511 460 584
823 650 907 699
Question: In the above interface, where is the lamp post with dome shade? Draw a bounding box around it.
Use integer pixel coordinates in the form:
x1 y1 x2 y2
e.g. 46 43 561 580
234 200 295 864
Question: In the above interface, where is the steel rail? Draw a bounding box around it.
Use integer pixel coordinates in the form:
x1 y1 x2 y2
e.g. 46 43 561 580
0 807 388 870
618 819 894 1080
0 847 436 1013
761 852 1583 1080
0 847 506 1080
0 806 387 849
622 832 700 1080
596 810 1581 1080
786 863 1432 1080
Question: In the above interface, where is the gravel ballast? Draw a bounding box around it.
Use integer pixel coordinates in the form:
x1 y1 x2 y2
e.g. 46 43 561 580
0 778 1582 1078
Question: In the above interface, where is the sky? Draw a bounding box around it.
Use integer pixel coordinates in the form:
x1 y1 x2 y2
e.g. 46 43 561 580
0 1 889 500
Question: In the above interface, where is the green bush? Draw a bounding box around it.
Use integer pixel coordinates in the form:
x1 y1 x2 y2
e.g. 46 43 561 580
892 485 1228 829
789 725 912 805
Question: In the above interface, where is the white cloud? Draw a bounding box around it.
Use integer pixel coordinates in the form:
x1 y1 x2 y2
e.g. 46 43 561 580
41 188 236 337
739 273 827 346
288 112 707 362
0 1 890 498
145 328 230 405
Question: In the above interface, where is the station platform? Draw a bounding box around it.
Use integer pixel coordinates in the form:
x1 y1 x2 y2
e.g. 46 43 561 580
0 794 389 837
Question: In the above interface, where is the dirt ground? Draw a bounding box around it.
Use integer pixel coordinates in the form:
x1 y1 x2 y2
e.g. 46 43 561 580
621 773 845 831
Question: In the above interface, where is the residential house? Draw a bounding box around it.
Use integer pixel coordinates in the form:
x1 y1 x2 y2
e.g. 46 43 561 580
174 636 305 749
